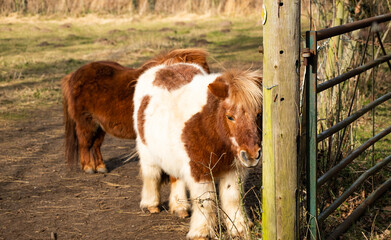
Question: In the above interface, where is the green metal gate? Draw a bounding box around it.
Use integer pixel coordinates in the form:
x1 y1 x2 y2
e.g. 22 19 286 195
303 13 391 239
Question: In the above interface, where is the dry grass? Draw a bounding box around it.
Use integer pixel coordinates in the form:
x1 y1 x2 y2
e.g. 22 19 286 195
0 0 262 16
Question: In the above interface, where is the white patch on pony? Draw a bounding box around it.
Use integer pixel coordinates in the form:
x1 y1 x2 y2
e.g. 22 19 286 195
219 169 250 236
139 150 162 210
133 63 220 179
169 178 190 216
230 137 239 148
186 178 217 239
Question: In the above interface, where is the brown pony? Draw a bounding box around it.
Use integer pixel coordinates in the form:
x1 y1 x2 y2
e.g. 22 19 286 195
62 49 210 174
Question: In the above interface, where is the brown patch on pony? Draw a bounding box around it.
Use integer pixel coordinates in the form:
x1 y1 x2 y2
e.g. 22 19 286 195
182 70 263 182
141 48 210 73
208 80 229 99
137 95 151 145
169 176 178 184
182 93 235 182
153 64 202 91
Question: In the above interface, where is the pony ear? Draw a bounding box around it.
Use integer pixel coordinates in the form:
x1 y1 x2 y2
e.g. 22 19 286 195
208 80 229 99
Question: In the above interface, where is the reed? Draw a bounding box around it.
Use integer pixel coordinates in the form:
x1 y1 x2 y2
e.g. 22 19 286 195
0 0 262 16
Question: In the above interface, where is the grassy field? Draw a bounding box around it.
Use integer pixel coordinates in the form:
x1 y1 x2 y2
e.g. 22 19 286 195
0 13 389 239
0 14 262 121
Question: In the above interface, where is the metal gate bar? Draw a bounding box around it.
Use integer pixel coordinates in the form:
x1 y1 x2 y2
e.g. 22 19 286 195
317 126 391 186
375 31 391 70
316 13 391 41
318 155 391 222
326 177 391 240
317 54 391 93
317 92 391 142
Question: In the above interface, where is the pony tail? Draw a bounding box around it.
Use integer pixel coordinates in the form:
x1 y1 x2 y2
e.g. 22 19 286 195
64 99 79 168
62 74 79 169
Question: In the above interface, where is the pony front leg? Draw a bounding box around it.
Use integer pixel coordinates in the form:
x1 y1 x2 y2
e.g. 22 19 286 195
79 145 95 174
186 180 216 240
219 170 250 237
139 162 162 214
169 177 190 218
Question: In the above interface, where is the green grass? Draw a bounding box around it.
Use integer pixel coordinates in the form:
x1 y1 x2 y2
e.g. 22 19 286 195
0 14 263 121
0 111 29 121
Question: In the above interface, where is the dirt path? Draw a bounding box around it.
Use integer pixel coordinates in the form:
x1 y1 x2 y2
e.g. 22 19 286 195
0 105 190 239
0 105 262 240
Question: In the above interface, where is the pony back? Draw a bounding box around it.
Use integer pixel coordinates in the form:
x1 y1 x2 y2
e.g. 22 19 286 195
140 48 210 73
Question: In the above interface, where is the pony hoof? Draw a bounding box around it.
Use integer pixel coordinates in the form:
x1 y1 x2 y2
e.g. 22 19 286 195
83 167 95 174
142 206 160 214
173 209 189 218
96 166 108 173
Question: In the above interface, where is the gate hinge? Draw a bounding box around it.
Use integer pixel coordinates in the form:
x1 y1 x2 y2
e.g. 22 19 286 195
301 48 315 66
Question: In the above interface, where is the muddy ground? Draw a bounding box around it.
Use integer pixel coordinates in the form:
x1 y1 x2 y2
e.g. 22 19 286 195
0 105 262 240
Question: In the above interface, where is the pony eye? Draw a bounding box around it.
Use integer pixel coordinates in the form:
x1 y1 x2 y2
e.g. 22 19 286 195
226 115 235 121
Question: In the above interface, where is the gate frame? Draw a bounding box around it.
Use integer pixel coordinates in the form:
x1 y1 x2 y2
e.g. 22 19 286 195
303 13 391 240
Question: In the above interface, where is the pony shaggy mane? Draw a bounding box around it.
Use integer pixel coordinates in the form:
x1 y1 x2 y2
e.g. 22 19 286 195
141 48 210 73
222 69 263 114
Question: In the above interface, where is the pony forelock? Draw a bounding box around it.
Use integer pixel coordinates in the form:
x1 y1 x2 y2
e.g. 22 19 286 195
222 69 263 114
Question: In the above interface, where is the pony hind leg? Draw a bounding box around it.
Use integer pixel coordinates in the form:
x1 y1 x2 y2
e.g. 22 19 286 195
139 149 162 213
75 119 99 174
91 127 107 173
169 177 190 218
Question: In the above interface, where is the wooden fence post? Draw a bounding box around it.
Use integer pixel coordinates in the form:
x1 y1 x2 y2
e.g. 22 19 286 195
262 0 300 239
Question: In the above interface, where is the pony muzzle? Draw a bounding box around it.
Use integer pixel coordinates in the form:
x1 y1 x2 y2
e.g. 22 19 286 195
239 149 261 168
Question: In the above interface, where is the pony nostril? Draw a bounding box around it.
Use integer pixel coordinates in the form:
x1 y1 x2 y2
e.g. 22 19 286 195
256 149 261 160
240 150 248 162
